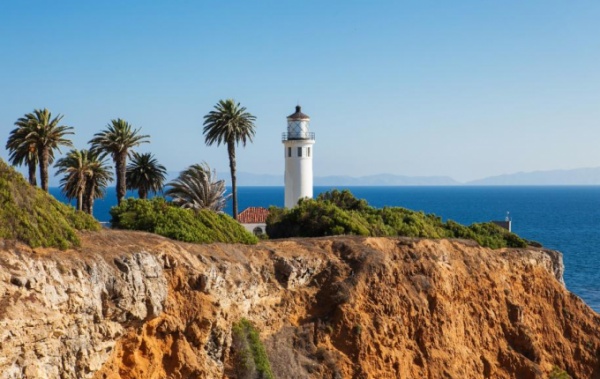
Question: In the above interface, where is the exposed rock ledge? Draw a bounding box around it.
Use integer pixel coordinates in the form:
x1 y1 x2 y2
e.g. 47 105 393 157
0 231 598 379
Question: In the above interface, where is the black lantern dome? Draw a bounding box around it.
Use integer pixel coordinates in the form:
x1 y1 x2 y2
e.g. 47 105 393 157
287 105 310 120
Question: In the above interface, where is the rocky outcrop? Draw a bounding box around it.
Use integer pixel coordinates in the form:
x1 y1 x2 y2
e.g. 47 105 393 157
0 237 166 378
0 231 599 378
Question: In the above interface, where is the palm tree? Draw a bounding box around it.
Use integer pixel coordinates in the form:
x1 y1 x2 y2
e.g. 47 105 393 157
203 99 256 220
55 149 91 211
82 151 112 215
126 152 167 199
89 119 149 205
9 109 74 190
165 162 230 212
6 123 38 186
54 149 112 214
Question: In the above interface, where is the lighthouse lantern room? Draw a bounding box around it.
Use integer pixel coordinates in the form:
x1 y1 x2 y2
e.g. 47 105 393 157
282 105 315 208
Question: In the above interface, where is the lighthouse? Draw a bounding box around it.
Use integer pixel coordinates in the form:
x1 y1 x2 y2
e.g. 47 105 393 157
283 105 315 208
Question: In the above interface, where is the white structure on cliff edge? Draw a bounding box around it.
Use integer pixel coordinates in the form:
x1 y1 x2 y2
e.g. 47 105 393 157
283 105 315 208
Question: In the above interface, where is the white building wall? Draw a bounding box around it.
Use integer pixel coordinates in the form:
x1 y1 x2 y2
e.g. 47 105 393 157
242 222 267 235
284 140 315 208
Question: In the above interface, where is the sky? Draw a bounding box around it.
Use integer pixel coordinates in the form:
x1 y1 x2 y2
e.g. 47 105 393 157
1 1 599 183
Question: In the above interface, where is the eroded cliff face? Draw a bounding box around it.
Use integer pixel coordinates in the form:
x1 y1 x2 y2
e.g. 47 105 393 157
0 231 599 379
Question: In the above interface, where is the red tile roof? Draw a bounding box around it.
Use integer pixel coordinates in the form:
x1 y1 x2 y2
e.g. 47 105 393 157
238 207 270 224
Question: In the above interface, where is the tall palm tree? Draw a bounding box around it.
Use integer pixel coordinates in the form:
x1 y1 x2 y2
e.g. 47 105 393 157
55 149 90 211
89 119 149 205
54 149 112 214
165 162 230 212
10 109 74 190
126 152 167 199
83 151 113 215
6 123 38 186
203 99 256 220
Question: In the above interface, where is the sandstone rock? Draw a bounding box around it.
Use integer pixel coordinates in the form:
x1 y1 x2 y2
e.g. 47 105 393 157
0 241 167 379
0 231 598 379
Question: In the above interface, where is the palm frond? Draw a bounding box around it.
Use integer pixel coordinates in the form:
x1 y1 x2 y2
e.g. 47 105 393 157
88 118 150 205
8 108 74 190
126 152 167 198
165 162 230 212
203 99 256 148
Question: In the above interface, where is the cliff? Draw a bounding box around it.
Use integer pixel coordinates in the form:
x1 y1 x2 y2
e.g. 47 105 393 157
0 231 599 379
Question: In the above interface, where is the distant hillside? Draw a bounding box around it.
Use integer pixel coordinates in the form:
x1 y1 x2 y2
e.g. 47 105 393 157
167 167 600 186
468 167 600 185
213 172 458 186
168 171 283 186
314 174 458 186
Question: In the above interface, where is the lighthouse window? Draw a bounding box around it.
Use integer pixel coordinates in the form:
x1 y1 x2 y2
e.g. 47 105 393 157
298 147 302 157
307 147 311 157
287 147 291 157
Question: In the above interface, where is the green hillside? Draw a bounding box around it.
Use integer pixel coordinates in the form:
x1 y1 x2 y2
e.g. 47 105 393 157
0 159 100 249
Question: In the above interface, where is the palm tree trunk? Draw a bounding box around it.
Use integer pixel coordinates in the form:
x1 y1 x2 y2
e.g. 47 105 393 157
88 197 94 215
227 140 238 219
76 176 85 211
139 188 147 200
83 192 89 214
39 148 50 192
27 159 37 186
116 152 127 205
84 182 93 215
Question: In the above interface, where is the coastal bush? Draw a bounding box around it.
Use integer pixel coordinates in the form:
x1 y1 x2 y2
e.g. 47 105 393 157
0 159 100 249
548 367 571 379
266 200 371 238
317 189 369 211
231 318 274 379
266 190 530 249
110 197 258 244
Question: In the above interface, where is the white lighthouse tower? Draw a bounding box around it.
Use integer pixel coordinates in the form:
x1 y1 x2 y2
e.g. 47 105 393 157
283 105 315 208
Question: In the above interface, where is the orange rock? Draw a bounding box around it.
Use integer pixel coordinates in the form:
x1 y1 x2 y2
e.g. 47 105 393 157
1 231 598 378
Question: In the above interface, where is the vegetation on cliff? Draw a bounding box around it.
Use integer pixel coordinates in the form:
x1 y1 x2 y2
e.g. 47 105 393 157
0 159 100 249
110 197 258 244
266 189 530 249
231 318 274 379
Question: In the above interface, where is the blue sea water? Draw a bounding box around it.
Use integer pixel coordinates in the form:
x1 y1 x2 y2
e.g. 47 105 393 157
50 186 600 313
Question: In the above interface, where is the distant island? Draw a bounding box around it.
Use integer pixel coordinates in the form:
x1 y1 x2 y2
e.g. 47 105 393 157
466 167 600 185
207 167 600 186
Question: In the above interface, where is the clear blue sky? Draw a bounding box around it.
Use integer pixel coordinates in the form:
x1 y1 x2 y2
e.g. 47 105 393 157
1 1 599 183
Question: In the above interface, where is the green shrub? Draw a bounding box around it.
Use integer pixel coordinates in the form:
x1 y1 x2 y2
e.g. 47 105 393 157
549 367 571 379
317 189 369 211
231 318 274 379
110 197 258 244
0 159 100 249
266 189 532 249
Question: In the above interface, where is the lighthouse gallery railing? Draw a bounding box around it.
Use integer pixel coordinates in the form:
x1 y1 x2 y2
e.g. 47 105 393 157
282 132 315 141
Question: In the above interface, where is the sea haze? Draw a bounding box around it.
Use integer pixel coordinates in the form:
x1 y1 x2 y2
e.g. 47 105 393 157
207 167 600 187
210 172 459 186
50 185 600 314
46 166 600 187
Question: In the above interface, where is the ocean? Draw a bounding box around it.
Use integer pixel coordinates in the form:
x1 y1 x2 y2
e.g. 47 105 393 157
50 185 600 313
